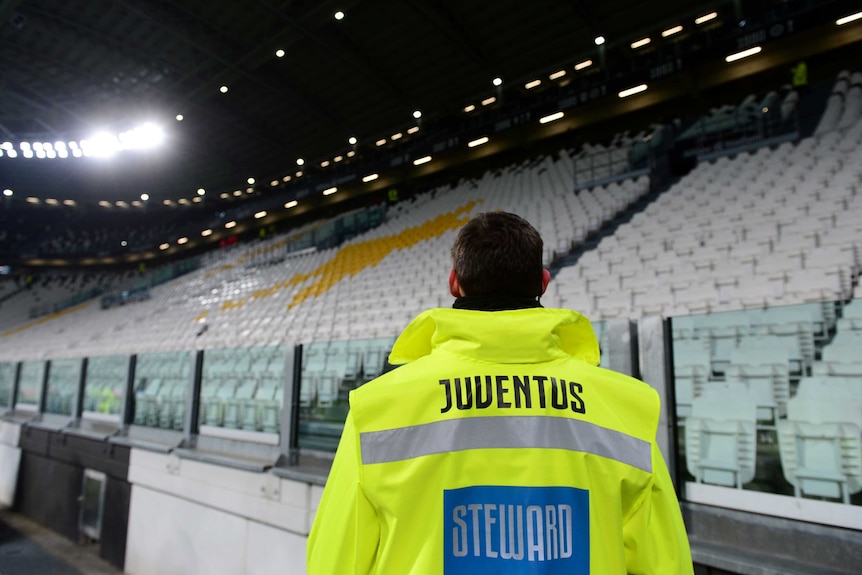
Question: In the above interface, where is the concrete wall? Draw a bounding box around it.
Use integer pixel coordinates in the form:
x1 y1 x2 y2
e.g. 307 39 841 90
124 449 320 575
0 420 21 507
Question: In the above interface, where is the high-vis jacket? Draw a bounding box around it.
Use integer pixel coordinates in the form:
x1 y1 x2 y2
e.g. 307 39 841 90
307 307 693 574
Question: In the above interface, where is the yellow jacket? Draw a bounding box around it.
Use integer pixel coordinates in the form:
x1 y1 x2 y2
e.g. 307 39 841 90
307 307 693 574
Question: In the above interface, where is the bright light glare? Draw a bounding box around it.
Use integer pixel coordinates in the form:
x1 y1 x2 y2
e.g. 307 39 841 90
362 173 379 183
468 136 489 148
413 110 422 119
119 123 165 150
594 36 605 45
225 221 237 229
539 112 564 124
254 210 267 218
413 155 432 165
837 12 862 25
348 136 357 145
141 193 149 201
618 84 648 98
285 200 298 208
322 187 337 196
81 133 119 157
493 77 503 86
2 189 12 197
725 46 762 62
177 237 188 245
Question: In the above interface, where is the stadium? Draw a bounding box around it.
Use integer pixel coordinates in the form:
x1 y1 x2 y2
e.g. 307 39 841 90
1 0 861 573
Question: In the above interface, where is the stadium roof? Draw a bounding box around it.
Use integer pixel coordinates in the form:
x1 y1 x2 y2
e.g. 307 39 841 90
0 0 860 235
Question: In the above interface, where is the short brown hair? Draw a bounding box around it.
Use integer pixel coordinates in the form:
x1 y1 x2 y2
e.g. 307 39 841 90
451 212 544 297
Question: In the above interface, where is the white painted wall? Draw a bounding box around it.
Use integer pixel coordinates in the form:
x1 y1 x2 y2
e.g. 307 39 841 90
125 449 322 575
0 420 21 507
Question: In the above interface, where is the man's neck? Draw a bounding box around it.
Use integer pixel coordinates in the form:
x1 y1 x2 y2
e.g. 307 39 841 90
452 293 543 311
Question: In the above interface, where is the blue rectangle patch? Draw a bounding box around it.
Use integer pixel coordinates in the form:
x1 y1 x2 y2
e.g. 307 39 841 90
444 485 589 574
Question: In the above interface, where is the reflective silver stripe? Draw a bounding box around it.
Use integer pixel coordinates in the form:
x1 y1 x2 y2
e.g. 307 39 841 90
360 415 652 473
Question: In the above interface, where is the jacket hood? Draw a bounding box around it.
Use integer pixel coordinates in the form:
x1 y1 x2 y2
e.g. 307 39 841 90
388 307 601 366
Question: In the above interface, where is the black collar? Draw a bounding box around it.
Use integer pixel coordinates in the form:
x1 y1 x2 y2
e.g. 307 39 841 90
453 294 543 311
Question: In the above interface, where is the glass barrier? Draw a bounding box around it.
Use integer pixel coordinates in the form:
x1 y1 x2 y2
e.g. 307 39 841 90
16 360 45 410
671 299 862 509
44 358 82 416
593 321 608 368
198 344 288 436
132 350 191 430
297 336 396 452
83 355 128 421
0 361 15 410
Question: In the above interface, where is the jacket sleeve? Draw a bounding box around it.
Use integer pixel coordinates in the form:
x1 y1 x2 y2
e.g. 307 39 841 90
307 411 380 575
623 442 694 575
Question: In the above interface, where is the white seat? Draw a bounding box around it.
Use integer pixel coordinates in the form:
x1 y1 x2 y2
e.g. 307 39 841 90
685 382 758 488
777 394 862 504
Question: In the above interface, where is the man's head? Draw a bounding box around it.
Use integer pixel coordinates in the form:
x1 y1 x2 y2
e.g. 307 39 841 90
450 211 550 298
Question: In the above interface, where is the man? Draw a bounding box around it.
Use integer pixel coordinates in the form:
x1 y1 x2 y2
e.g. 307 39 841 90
307 211 693 574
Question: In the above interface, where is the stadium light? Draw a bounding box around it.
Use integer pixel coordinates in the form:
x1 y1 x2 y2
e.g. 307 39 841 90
285 200 298 208
482 96 496 106
177 237 188 245
618 84 648 98
549 70 567 80
662 25 683 37
413 155 432 165
362 173 379 183
539 111 564 124
836 11 862 25
322 187 337 195
695 12 718 24
575 60 593 71
348 136 357 145
141 193 149 201
525 79 542 89
2 189 12 197
725 46 761 62
631 37 651 49
413 110 422 119
594 36 605 45
468 136 489 148
493 77 503 86
254 211 267 218
225 221 237 228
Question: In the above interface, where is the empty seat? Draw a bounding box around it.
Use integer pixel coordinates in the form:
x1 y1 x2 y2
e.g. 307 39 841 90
777 394 862 504
685 382 758 488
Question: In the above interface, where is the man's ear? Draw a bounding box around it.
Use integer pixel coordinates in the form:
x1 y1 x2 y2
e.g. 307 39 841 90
540 268 551 295
449 269 463 297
